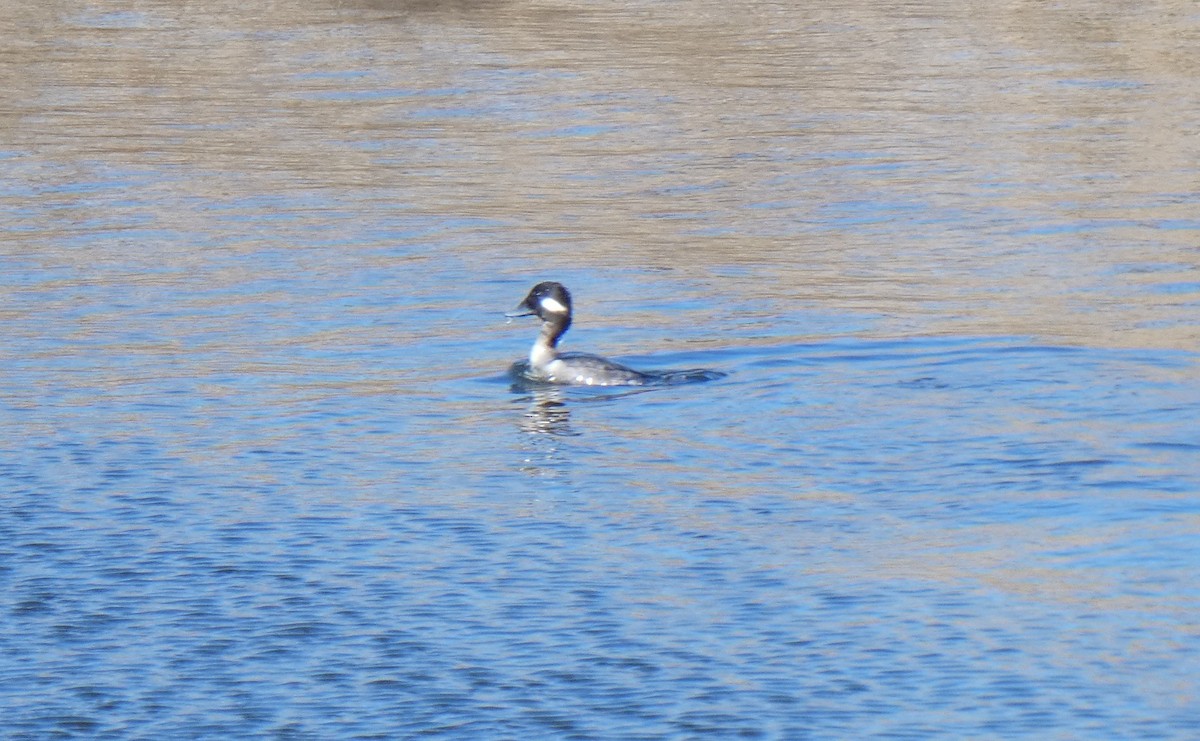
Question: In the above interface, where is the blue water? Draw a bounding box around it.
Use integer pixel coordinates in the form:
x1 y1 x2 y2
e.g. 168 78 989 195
4 0 1200 737
5 305 1198 737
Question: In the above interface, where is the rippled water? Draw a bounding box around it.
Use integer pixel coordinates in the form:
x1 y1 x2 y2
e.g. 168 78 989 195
3 0 1199 737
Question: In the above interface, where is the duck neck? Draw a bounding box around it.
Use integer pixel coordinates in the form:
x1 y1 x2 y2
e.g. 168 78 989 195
530 316 569 368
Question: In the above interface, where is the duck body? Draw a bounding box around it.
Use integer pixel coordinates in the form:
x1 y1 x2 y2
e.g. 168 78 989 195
506 281 723 387
529 351 650 386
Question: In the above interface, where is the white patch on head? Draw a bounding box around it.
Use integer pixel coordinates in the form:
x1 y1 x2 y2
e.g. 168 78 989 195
539 296 568 314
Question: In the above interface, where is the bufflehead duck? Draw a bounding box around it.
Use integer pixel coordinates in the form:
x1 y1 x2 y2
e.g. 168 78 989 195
506 281 723 386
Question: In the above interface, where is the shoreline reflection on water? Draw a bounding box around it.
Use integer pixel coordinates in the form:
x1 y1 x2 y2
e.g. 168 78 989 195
4 0 1199 736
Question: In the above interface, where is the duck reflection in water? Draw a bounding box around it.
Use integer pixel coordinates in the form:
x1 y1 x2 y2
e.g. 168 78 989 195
519 388 577 437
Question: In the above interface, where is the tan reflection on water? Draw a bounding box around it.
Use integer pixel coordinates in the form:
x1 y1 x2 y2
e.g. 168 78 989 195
3 0 1198 349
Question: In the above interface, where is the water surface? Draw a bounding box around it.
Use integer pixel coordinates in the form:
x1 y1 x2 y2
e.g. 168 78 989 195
2 0 1199 737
